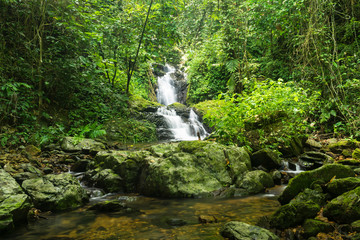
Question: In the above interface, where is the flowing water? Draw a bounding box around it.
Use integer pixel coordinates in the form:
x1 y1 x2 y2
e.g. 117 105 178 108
156 65 209 141
3 192 281 240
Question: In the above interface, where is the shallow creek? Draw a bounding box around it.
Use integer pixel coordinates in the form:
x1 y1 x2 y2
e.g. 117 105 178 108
3 187 283 240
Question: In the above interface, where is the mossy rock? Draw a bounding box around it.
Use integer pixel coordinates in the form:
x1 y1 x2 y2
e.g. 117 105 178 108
61 137 105 153
167 102 190 118
128 95 162 112
220 221 279 240
325 139 360 154
236 170 274 196
291 188 329 206
278 164 354 205
138 141 250 198
303 219 333 238
270 201 321 229
251 149 282 171
86 169 123 193
22 173 89 212
337 159 360 166
323 186 360 223
326 177 360 197
353 149 360 160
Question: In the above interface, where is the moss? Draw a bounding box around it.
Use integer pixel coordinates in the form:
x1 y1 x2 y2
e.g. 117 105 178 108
270 201 321 229
278 164 354 205
167 102 188 111
326 177 360 197
128 95 162 112
178 140 211 154
352 220 360 231
303 219 333 238
323 186 360 223
326 139 360 154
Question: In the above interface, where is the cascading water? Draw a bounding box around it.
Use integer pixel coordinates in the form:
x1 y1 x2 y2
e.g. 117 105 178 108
156 65 209 141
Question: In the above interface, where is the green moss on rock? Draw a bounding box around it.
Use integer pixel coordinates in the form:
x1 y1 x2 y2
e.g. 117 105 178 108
326 177 360 197
323 186 360 223
278 164 354 205
303 219 333 238
270 201 321 229
220 221 279 240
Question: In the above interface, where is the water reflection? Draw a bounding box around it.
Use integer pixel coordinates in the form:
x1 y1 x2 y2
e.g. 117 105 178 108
4 194 280 240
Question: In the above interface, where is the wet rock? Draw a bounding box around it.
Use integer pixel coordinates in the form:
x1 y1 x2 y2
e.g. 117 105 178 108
278 164 354 205
337 159 360 167
198 215 217 224
12 172 39 184
302 219 333 238
270 200 320 229
323 186 360 223
326 177 360 197
0 170 33 233
291 188 329 206
305 138 322 149
220 221 279 240
251 149 281 171
325 139 360 154
93 150 149 192
61 137 105 154
236 170 274 196
22 173 89 211
89 200 138 214
139 141 251 198
298 151 334 170
271 170 282 185
167 102 190 118
166 218 187 226
84 169 123 193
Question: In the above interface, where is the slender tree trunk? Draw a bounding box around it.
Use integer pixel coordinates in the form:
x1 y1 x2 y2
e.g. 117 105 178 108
126 0 153 94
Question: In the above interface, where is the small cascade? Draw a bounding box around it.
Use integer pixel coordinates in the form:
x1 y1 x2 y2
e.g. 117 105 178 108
156 64 209 141
283 161 303 174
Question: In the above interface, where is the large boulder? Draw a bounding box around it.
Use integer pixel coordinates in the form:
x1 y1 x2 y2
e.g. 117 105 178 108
220 221 279 240
22 173 89 211
270 188 325 229
138 141 251 198
94 150 150 192
270 200 320 229
251 149 281 171
326 177 360 197
235 170 274 196
84 169 123 193
323 186 360 223
278 164 354 204
0 170 33 233
61 137 105 153
302 219 333 238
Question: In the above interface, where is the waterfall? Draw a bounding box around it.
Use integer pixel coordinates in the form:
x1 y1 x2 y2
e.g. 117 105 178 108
156 64 209 141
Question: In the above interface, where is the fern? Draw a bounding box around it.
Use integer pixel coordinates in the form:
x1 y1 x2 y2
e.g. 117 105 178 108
226 59 240 73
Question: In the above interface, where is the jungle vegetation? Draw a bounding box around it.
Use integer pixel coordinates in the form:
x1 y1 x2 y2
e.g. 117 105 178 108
0 0 359 149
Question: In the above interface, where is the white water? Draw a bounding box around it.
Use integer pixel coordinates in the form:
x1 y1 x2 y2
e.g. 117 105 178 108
156 64 209 141
283 161 303 174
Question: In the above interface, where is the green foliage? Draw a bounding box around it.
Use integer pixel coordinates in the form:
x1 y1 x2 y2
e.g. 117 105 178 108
201 79 319 149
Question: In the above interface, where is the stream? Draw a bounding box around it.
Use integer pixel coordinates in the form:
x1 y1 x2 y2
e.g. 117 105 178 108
3 64 287 239
3 190 282 240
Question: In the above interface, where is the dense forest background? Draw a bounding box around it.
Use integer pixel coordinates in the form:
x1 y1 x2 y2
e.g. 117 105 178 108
0 0 359 150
